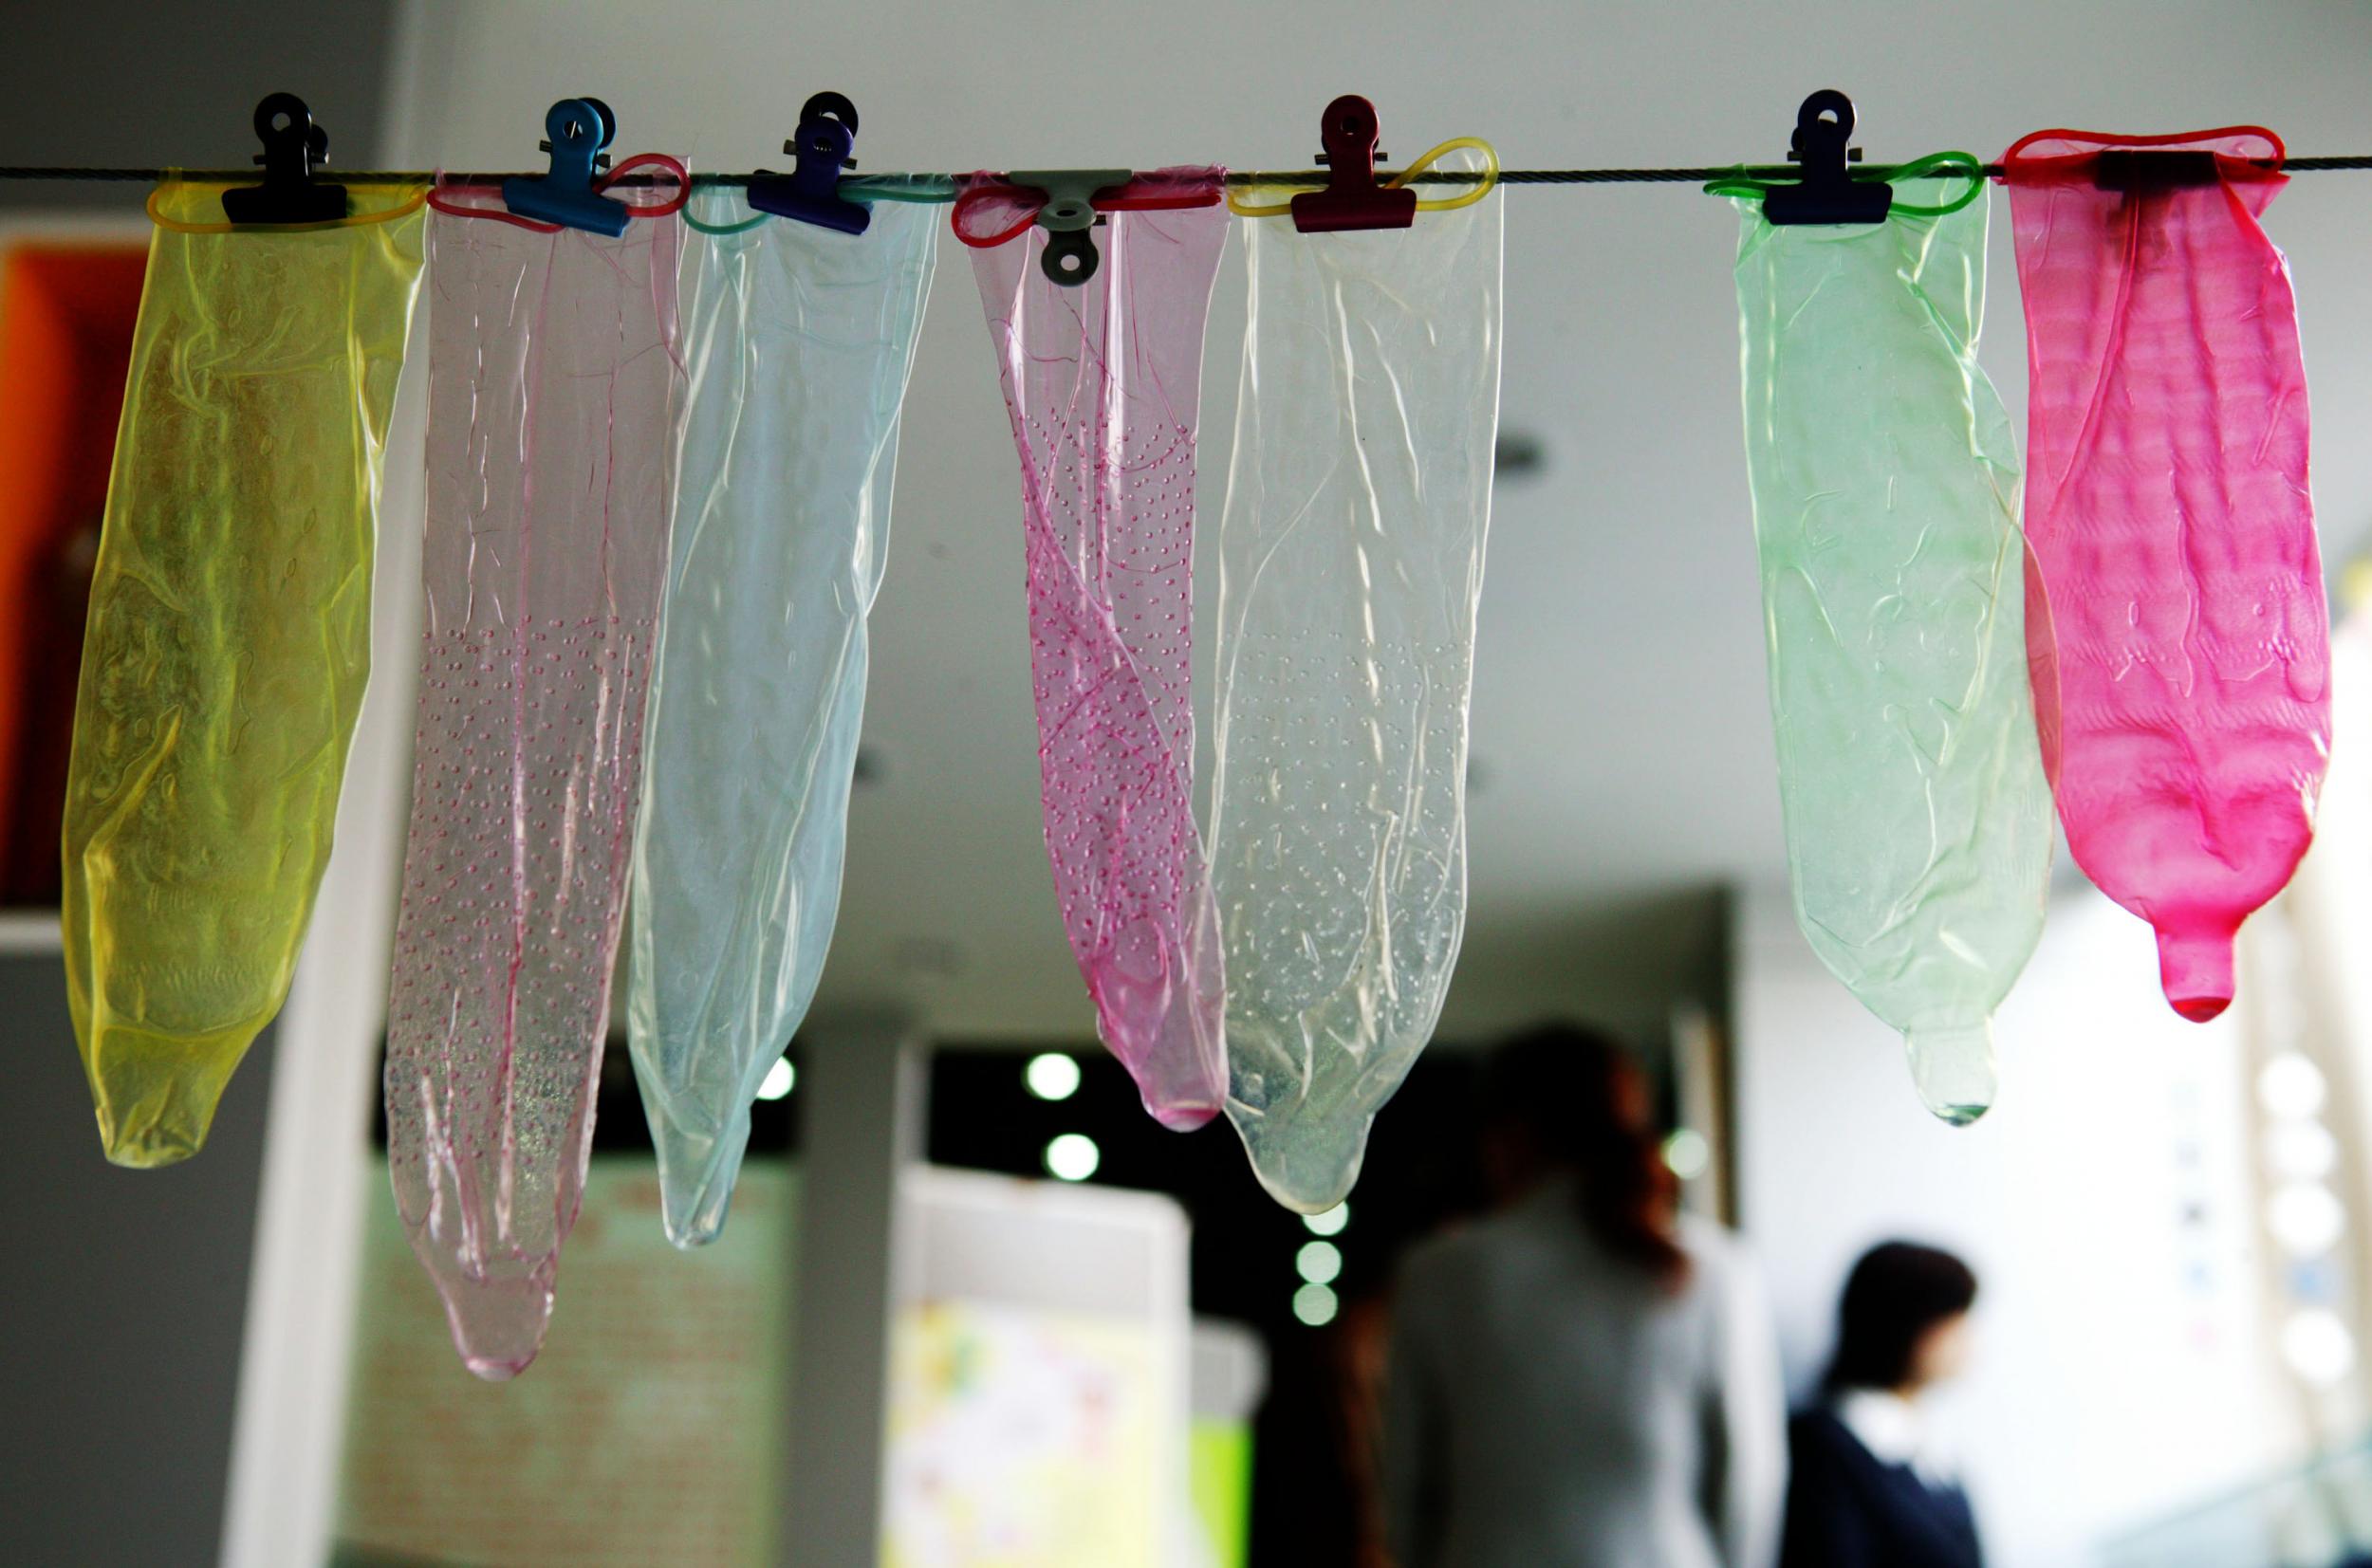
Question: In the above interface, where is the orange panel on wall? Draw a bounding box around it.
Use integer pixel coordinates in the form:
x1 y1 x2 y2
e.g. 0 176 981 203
0 243 146 904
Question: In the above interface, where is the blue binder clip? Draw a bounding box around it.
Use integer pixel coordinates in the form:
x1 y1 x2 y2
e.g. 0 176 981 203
222 93 348 225
747 92 869 234
501 97 628 236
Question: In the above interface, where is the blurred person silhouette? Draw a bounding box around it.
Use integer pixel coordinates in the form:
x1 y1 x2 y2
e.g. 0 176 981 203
1779 1241 1983 1568
1383 1022 1786 1568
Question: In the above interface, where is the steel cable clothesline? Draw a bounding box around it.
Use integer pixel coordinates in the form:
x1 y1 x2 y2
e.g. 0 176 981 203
6 157 2372 188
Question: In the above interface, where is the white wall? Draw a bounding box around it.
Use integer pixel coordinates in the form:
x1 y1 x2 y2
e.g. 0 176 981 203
1736 886 2298 1566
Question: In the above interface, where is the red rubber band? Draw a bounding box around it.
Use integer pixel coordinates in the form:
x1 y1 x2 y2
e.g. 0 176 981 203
601 153 691 217
1095 181 1225 213
428 178 561 231
2001 126 2286 181
951 181 1042 249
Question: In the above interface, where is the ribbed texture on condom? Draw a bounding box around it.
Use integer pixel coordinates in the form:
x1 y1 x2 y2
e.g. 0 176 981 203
965 172 1231 1132
1210 164 1503 1212
2004 129 2328 1023
383 192 684 1379
64 189 425 1167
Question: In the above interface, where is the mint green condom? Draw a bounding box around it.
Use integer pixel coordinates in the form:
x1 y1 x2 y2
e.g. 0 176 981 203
1728 172 2050 1122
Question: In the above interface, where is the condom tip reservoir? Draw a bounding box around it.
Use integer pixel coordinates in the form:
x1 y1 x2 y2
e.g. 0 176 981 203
1905 1023 2001 1128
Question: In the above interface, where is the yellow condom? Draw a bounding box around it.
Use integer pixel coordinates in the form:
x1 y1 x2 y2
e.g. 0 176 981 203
63 180 425 1166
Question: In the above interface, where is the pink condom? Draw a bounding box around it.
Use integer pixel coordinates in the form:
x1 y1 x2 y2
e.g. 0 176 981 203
956 170 1229 1129
384 167 685 1378
2004 129 2328 1021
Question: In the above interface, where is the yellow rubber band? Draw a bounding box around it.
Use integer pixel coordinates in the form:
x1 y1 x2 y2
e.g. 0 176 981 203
1227 136 1501 219
1406 138 1501 212
145 178 430 235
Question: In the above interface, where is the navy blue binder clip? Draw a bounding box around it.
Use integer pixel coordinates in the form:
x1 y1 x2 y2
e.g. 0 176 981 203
748 92 870 234
1762 90 1893 227
221 93 348 225
501 98 628 236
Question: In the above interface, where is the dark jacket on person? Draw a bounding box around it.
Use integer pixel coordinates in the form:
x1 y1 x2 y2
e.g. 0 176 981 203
1778 1407 1982 1568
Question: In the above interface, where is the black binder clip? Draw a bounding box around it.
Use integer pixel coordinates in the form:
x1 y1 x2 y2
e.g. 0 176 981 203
1762 90 1892 227
1010 169 1129 286
2092 150 2221 194
748 92 870 234
501 98 628 236
221 93 348 225
1291 95 1417 233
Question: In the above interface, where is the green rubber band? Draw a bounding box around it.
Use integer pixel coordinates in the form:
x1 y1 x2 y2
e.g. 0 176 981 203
682 205 770 235
1884 152 1985 215
843 175 959 204
1702 171 1775 201
1701 150 1984 219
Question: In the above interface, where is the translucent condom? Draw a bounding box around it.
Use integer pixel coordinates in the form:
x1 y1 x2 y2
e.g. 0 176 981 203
627 191 936 1247
63 181 426 1167
2003 130 2328 1022
955 169 1231 1129
1726 169 2053 1122
1210 148 1503 1211
383 164 686 1378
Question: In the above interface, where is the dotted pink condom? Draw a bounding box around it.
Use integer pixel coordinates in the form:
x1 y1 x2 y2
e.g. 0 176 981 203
2004 129 2329 1021
956 170 1229 1129
384 177 684 1378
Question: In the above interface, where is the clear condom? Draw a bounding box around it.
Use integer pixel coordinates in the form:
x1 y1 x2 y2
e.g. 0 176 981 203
1731 175 2053 1123
627 191 936 1247
1210 153 1503 1212
2003 130 2328 1023
383 169 685 1378
957 169 1231 1130
63 181 425 1167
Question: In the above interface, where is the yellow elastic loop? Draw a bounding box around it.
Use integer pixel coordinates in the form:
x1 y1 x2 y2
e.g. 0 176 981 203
1227 136 1501 219
1225 185 1295 219
1400 137 1501 212
144 177 430 235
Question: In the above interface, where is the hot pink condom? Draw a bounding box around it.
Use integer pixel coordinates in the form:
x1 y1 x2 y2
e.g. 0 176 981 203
2004 128 2329 1021
956 170 1230 1129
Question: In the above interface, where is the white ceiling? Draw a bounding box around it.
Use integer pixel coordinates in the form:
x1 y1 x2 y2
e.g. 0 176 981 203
396 0 2372 1039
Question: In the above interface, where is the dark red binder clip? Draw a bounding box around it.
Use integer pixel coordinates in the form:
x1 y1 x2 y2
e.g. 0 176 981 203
1290 96 1417 233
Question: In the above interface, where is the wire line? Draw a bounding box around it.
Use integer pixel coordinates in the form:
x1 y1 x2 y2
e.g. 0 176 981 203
5 157 2370 194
